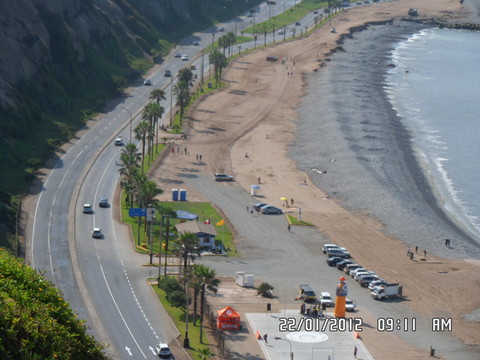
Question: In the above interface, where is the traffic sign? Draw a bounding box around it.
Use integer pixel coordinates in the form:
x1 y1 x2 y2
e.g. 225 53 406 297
129 208 146 217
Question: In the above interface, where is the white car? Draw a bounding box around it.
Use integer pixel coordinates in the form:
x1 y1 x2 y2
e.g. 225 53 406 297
350 267 368 278
345 298 356 312
114 137 123 146
92 228 103 239
218 26 225 32
277 29 284 35
83 204 93 214
181 54 188 61
155 343 171 358
143 79 151 85
320 291 334 307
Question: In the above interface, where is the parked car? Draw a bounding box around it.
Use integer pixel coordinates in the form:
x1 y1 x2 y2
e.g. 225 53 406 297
322 244 348 254
83 204 93 214
143 79 151 85
326 248 351 258
326 256 344 266
155 343 172 358
114 137 124 146
357 275 380 287
349 267 368 277
299 284 316 303
260 205 283 215
164 69 172 77
98 198 109 208
336 259 353 270
92 228 103 239
266 55 278 62
213 173 235 182
368 279 389 290
320 292 334 307
253 202 267 211
344 263 362 275
353 270 375 280
345 298 356 312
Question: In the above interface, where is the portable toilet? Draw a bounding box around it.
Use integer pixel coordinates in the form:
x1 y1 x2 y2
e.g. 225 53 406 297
180 189 187 201
236 272 245 286
172 189 179 201
244 274 255 288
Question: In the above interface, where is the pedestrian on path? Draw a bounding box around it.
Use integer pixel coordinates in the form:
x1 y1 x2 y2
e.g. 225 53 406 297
288 224 291 231
263 333 268 344
415 245 418 254
247 205 249 213
291 198 294 206
258 176 261 184
354 345 357 358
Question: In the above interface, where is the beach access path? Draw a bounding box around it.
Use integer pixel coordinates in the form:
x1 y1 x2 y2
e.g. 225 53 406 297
151 0 480 358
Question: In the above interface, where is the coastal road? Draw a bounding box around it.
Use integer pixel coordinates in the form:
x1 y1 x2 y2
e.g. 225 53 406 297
27 1 309 359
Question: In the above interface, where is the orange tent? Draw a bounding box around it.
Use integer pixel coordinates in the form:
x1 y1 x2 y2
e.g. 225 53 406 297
216 306 241 330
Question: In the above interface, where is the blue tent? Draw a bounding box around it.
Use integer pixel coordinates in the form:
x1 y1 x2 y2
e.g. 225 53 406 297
176 210 198 220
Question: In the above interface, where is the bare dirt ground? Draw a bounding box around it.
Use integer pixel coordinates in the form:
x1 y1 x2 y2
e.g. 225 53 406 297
150 1 480 358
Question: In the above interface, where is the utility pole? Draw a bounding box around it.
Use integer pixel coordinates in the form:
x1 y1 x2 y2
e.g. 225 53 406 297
201 46 205 85
183 251 190 348
169 76 173 126
163 216 170 277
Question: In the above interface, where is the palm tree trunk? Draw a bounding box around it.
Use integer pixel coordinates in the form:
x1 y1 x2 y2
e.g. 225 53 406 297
193 287 199 325
200 285 205 343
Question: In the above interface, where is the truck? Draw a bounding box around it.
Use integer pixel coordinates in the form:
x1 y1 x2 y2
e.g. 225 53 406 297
371 283 402 300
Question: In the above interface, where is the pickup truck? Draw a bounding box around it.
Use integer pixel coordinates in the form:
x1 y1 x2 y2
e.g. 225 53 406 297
371 283 402 300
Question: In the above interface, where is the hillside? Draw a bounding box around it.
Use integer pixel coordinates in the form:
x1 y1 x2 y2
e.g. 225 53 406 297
0 0 260 249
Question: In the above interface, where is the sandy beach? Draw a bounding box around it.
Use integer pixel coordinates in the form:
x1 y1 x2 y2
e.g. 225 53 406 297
152 0 480 357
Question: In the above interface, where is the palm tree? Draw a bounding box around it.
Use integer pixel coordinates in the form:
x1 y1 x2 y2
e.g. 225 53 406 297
178 67 194 92
143 101 165 153
175 232 199 282
134 120 152 172
193 264 220 343
198 348 214 360
209 50 227 87
118 143 141 207
150 88 166 105
226 32 236 57
173 80 191 124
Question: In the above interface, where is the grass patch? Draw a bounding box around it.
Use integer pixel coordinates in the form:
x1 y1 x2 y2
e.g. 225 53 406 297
152 285 213 359
287 214 314 226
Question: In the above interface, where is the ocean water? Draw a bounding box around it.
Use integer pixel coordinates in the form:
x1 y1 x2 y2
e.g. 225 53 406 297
290 20 480 259
385 28 480 243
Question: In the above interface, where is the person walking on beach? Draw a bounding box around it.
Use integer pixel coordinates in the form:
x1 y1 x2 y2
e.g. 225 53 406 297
291 198 294 206
258 176 261 184
415 246 418 254
288 224 291 231
247 205 249 213
424 250 427 258
263 333 268 344
353 345 357 358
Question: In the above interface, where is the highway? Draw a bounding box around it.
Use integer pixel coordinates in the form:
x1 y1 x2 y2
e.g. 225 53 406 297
27 1 306 359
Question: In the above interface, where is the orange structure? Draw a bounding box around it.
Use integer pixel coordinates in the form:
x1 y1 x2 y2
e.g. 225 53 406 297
334 276 348 318
216 306 241 330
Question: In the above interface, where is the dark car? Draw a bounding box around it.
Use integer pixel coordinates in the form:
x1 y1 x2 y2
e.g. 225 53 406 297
336 259 353 270
92 228 103 239
326 257 344 266
98 198 109 208
213 173 235 182
253 202 267 211
266 55 278 62
260 205 283 215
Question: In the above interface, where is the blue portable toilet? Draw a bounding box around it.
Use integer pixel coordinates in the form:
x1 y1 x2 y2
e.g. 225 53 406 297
180 189 187 201
172 189 179 201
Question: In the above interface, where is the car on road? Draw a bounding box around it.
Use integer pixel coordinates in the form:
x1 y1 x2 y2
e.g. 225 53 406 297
193 40 199 46
181 54 188 61
213 173 235 182
326 256 344 266
253 202 267 211
320 291 334 307
98 198 109 208
260 205 283 215
174 52 181 58
164 69 172 77
344 263 362 275
92 228 103 239
295 21 301 26
313 10 319 14
114 137 123 146
336 259 353 270
218 26 225 32
345 298 356 312
357 275 380 287
155 343 172 358
143 79 151 85
83 204 93 214
326 248 351 258
277 29 284 35
368 279 389 290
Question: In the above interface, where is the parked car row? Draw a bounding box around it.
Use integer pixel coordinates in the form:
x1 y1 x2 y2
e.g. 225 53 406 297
298 285 356 312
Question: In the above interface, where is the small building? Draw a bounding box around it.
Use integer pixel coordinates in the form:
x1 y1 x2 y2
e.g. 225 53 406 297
175 221 218 248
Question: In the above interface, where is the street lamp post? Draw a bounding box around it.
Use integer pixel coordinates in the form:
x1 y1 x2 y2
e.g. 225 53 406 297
169 75 173 127
183 249 190 348
275 337 294 360
121 106 133 143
